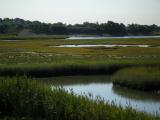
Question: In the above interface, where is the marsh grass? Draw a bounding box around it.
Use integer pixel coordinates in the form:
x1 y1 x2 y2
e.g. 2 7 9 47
0 77 52 119
112 67 160 92
0 51 160 77
0 63 129 77
0 38 160 119
0 76 158 120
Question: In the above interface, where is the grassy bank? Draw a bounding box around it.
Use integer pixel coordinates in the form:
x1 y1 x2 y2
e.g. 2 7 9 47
0 63 128 77
112 67 160 92
0 60 160 77
0 77 158 120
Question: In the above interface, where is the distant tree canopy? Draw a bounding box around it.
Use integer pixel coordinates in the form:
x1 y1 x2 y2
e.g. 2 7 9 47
0 18 160 36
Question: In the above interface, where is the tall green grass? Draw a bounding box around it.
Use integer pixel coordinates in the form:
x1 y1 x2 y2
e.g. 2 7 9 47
0 63 130 77
0 77 158 120
112 67 160 92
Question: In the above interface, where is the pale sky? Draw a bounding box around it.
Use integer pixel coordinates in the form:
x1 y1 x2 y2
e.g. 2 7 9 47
0 0 160 25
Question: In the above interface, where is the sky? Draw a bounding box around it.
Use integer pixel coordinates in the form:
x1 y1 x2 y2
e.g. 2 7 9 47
0 0 160 25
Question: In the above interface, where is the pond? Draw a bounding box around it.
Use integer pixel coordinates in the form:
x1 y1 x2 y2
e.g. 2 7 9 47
51 44 149 48
66 36 160 40
40 75 160 116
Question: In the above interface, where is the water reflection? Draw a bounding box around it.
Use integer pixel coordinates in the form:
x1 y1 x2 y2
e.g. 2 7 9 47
39 75 160 115
113 86 160 102
40 75 111 85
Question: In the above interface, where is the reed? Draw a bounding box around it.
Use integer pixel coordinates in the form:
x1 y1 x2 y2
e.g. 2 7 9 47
0 76 158 120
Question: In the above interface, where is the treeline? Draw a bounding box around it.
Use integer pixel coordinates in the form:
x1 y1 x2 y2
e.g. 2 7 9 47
0 18 160 36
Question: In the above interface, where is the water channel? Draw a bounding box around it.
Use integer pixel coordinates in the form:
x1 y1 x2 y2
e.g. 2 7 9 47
40 75 160 116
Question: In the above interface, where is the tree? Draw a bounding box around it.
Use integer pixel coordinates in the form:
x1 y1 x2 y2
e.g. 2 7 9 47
0 18 159 35
50 23 68 35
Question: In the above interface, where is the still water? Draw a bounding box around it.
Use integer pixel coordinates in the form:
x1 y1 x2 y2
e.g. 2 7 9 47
66 36 160 40
52 44 149 48
40 75 160 116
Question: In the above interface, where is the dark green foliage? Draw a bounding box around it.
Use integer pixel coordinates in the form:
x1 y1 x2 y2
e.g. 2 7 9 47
112 67 160 92
0 77 158 120
100 21 126 35
50 23 68 35
0 77 52 119
127 24 160 35
0 18 26 34
0 18 159 35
